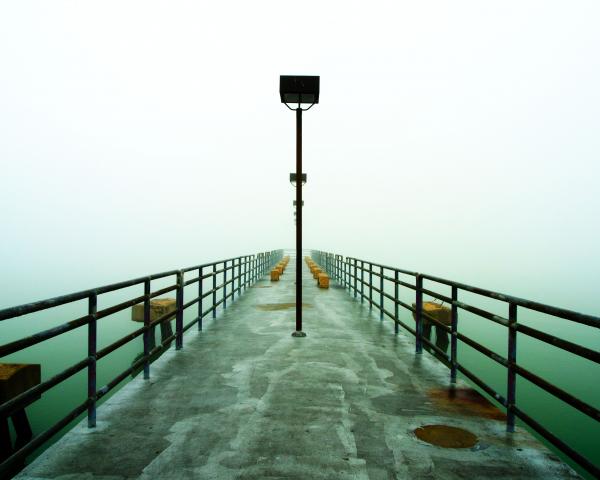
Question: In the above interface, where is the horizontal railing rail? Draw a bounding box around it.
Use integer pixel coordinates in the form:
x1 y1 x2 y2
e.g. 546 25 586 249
0 249 282 476
312 250 599 479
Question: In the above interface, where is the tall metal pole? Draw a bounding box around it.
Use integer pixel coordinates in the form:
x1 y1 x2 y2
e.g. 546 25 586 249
293 107 305 336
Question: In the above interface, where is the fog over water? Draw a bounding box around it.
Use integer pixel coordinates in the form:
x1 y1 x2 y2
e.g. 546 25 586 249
1 1 599 315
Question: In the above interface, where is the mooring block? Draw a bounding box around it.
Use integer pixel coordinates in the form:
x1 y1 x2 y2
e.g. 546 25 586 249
132 298 176 323
0 364 41 403
412 301 451 325
318 273 330 289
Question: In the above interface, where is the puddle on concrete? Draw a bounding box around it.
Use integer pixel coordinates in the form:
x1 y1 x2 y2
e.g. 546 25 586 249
255 303 313 311
428 387 506 420
414 424 478 448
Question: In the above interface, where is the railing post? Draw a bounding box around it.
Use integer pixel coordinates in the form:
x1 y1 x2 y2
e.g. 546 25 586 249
223 260 228 309
394 270 399 334
232 259 235 302
415 274 423 354
369 263 373 309
87 292 97 428
334 255 337 280
198 267 203 331
450 285 458 383
335 255 338 282
237 257 241 298
379 266 384 320
244 256 248 290
354 259 358 298
345 258 349 290
507 302 517 432
176 271 183 350
143 279 151 378
212 263 217 318
360 260 365 303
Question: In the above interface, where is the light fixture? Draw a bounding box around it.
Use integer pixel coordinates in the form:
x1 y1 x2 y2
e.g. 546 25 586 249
279 75 320 338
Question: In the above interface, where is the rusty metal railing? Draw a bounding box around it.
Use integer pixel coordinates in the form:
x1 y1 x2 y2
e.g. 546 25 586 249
0 249 282 476
312 250 599 478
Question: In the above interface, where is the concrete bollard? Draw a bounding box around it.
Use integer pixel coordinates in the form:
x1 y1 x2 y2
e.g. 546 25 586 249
411 301 451 326
312 268 322 279
270 269 280 281
0 363 41 463
411 301 451 355
317 273 330 289
132 298 176 349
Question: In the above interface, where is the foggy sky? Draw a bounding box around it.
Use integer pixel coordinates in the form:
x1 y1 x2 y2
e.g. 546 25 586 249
1 1 599 312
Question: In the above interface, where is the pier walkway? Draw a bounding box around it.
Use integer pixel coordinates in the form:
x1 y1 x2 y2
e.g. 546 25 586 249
17 257 577 479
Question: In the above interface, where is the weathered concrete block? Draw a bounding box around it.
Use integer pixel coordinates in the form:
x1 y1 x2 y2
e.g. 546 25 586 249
312 268 322 279
132 298 176 323
412 301 451 326
317 273 329 289
0 364 41 403
270 269 280 281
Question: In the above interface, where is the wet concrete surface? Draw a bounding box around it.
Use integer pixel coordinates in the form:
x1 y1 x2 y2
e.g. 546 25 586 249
17 253 579 479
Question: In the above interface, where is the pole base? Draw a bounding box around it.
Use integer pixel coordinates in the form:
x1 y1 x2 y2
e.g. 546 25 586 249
291 331 307 338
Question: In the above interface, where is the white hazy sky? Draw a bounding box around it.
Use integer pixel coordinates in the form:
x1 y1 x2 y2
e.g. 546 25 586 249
1 1 599 311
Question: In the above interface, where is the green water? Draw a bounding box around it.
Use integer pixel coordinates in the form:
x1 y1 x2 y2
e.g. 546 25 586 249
1 266 598 479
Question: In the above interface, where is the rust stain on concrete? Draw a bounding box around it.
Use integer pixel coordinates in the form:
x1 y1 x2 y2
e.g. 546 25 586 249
414 424 478 448
427 387 506 421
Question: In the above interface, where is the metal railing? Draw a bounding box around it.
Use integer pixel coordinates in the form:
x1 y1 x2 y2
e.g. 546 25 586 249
0 249 282 476
312 250 599 478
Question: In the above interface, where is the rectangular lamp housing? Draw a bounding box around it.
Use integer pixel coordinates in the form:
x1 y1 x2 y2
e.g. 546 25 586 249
280 75 320 104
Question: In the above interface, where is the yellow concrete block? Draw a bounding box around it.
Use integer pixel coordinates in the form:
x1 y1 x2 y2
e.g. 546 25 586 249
0 363 41 403
411 301 451 326
276 266 284 275
270 269 280 281
132 298 176 323
318 273 330 289
313 268 322 279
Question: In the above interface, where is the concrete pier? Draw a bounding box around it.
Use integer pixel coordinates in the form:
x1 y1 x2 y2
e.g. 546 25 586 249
17 255 578 479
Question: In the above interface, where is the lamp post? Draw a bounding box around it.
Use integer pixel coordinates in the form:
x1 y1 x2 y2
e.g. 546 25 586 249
280 75 320 338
